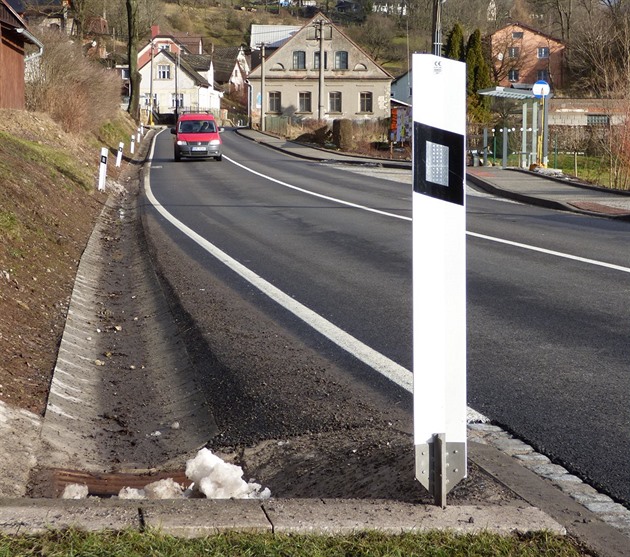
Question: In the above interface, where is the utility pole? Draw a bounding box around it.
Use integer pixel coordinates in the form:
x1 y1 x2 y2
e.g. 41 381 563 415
149 39 154 125
317 19 325 121
432 0 446 57
259 43 266 132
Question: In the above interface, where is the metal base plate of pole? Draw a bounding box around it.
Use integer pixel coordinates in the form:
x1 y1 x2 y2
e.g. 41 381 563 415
416 435 466 507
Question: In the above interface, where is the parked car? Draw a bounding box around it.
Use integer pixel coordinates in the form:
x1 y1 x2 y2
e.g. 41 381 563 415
171 113 223 161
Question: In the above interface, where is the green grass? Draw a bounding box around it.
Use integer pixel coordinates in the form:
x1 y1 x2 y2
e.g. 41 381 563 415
0 529 587 557
0 211 18 234
0 132 93 192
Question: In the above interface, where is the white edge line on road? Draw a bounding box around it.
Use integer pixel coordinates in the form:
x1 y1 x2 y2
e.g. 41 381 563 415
145 145 413 393
225 153 629 274
224 154 412 221
468 231 630 274
146 135 626 422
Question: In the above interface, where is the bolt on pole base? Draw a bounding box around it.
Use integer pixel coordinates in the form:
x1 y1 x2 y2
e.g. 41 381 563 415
415 434 466 508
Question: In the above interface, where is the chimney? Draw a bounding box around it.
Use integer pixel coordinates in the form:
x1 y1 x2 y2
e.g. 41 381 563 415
151 25 160 38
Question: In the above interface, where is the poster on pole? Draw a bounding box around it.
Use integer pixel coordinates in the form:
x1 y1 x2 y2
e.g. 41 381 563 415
412 53 467 505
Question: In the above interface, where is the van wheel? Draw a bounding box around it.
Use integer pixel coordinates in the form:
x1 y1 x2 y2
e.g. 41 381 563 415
215 154 222 161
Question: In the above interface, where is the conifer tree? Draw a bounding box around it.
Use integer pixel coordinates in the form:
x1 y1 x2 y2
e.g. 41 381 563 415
445 23 465 62
465 29 493 123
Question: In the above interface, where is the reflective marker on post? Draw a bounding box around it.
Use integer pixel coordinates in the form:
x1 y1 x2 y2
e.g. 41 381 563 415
115 142 124 168
97 147 108 191
412 54 467 507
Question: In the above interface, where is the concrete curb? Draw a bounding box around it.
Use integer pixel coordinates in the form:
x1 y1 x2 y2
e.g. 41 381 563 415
233 127 412 170
0 498 564 537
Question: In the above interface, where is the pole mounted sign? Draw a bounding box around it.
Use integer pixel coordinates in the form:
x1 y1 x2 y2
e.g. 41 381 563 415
412 53 467 507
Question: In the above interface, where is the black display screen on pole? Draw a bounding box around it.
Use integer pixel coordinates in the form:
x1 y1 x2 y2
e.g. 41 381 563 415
413 121 465 206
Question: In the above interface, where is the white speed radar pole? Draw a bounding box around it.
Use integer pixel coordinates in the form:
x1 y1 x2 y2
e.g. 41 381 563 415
413 53 467 507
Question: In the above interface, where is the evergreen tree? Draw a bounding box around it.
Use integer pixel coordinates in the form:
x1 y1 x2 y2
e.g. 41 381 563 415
465 29 493 123
445 23 465 62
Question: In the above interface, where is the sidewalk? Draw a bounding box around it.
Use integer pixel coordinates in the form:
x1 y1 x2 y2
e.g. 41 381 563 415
467 165 630 219
236 127 630 220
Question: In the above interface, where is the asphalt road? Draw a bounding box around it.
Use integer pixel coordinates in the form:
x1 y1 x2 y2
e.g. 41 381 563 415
146 128 630 507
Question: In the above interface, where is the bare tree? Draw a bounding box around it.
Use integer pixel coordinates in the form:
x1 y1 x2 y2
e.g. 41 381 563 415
127 0 141 122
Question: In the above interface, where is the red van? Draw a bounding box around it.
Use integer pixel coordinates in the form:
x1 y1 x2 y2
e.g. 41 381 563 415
171 113 223 162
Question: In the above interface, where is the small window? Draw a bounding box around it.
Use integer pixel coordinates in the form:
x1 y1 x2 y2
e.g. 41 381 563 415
359 91 373 113
158 44 171 52
157 64 171 79
269 91 281 113
537 69 549 81
121 68 130 80
538 47 550 58
587 114 610 126
329 91 342 113
512 31 523 39
171 93 183 108
508 69 519 82
299 91 312 113
334 51 348 70
314 51 328 70
293 50 306 70
508 47 520 58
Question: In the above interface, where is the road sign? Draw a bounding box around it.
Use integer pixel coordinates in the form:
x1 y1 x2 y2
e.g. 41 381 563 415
412 53 467 507
533 80 550 98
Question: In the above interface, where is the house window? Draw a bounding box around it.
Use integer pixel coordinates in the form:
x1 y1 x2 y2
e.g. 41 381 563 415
299 91 312 112
158 44 170 52
359 91 373 113
508 69 519 82
121 68 130 79
587 114 610 126
508 47 519 58
293 50 306 69
512 31 523 39
329 91 342 113
157 64 171 79
335 51 349 70
538 47 550 58
171 93 183 108
537 69 549 81
269 91 281 113
314 51 328 70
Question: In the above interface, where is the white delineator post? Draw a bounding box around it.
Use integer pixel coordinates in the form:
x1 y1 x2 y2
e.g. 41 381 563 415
130 134 135 155
115 142 124 168
97 147 108 191
412 54 467 507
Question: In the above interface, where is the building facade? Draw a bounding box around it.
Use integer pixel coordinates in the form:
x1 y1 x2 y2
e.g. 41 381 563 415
247 13 393 127
489 23 564 90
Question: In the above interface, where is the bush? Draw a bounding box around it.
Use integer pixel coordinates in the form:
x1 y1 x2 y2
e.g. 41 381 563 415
25 29 122 134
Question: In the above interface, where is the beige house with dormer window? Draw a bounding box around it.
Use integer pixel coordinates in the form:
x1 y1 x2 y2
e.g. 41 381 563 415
247 13 393 126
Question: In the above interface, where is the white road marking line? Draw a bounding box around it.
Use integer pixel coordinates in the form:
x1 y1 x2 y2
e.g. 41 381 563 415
224 154 412 221
227 155 628 274
468 231 630 274
147 137 625 420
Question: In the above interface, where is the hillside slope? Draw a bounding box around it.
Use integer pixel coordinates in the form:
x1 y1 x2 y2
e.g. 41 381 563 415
0 110 135 414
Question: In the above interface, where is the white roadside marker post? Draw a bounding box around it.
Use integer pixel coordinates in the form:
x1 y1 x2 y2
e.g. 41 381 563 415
97 147 108 191
115 142 124 168
412 53 467 507
137 128 141 143
130 134 135 155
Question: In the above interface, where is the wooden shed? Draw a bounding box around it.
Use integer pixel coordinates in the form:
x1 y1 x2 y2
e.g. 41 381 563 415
0 0 42 109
